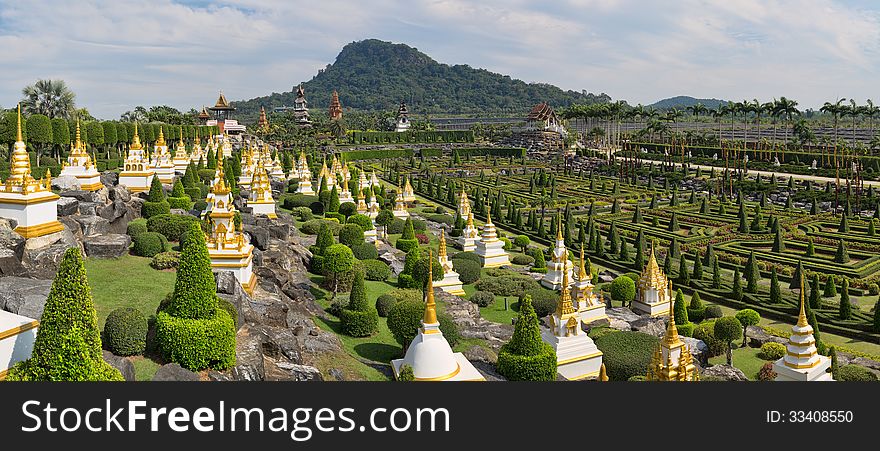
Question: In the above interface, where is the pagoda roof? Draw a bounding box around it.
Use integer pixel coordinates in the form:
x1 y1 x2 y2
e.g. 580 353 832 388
527 102 557 121
198 106 210 119
210 91 235 111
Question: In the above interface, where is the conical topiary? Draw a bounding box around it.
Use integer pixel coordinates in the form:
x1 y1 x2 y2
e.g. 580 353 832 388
673 289 689 324
496 295 557 381
5 248 123 381
147 175 165 202
168 222 218 320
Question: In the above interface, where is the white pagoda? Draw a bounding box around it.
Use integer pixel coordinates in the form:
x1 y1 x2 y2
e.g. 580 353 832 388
237 148 254 188
457 211 480 252
338 181 355 205
435 229 465 296
295 163 315 195
150 127 175 184
119 122 154 193
220 132 233 158
58 120 103 191
366 188 380 220
205 166 256 294
393 191 410 219
773 276 834 382
248 161 277 219
369 171 380 188
391 253 484 381
172 128 190 173
0 106 64 239
541 216 574 290
402 176 415 203
294 150 310 179
358 171 370 191
541 270 603 380
189 129 204 164
0 309 38 378
572 246 607 324
631 245 673 317
475 208 510 268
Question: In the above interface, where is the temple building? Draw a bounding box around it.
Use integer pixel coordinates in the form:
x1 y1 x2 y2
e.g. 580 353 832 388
203 158 225 216
328 90 343 121
475 208 510 268
393 191 410 219
572 246 607 324
247 160 277 219
402 176 415 203
646 296 698 381
198 106 210 125
189 129 204 164
541 270 603 380
296 161 315 195
0 106 64 238
295 150 310 180
293 85 311 127
207 91 245 135
631 245 673 317
119 122 155 193
205 165 256 293
366 188 380 220
391 253 484 381
514 102 567 151
58 120 103 191
434 229 465 296
395 101 410 132
150 127 175 184
269 151 286 181
318 160 335 187
172 128 190 173
457 211 480 252
773 276 834 382
257 106 269 132
541 215 574 290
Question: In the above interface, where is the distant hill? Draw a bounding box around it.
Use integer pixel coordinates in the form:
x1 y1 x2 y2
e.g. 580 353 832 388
648 96 729 110
232 39 610 120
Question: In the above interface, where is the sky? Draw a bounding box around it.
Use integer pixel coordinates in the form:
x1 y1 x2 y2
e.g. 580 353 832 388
1 0 878 118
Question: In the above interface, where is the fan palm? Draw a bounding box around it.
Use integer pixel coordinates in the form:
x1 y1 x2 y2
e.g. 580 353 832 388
21 79 76 119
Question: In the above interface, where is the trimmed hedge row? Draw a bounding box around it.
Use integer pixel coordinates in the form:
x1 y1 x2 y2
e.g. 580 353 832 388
155 308 236 371
349 130 474 144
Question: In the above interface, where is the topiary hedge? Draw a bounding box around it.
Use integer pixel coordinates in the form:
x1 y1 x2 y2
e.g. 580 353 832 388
300 219 341 235
362 259 390 281
470 290 495 307
452 258 481 284
519 288 558 318
395 238 419 253
496 295 557 381
142 200 170 219
474 271 539 296
126 219 147 240
511 254 535 266
103 307 148 356
146 214 200 242
150 251 180 270
352 243 379 260
610 276 636 305
594 331 659 381
338 223 365 247
133 231 167 257
760 342 786 360
837 364 879 381
155 308 236 370
376 294 398 317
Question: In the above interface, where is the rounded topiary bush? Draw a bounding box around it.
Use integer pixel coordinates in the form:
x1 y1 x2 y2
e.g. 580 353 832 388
451 251 481 263
837 364 879 381
362 259 390 281
387 299 428 347
126 220 148 240
692 320 725 357
168 196 191 210
218 298 239 329
155 309 236 370
395 238 419 253
386 219 406 235
704 305 723 319
346 214 374 232
338 223 365 247
437 313 460 347
103 307 148 356
520 288 558 318
300 219 341 235
133 231 167 257
511 254 535 266
339 308 379 337
146 214 200 242
376 294 398 317
496 295 557 381
760 342 786 360
142 200 170 219
594 331 659 381
150 251 179 270
470 290 495 307
474 271 539 296
452 258 481 284
610 276 636 305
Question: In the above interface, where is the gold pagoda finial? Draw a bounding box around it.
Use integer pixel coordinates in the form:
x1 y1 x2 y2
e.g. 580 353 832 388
797 269 808 328
578 244 588 280
599 363 609 381
556 211 563 241
555 268 577 317
179 126 185 146
439 228 447 258
75 118 82 148
157 126 166 146
16 104 23 142
663 289 680 345
130 122 143 150
467 210 475 227
486 205 493 225
423 250 438 325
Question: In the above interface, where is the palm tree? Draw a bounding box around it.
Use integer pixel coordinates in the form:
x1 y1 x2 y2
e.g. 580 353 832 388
821 98 846 166
21 79 76 119
846 99 861 146
773 97 799 152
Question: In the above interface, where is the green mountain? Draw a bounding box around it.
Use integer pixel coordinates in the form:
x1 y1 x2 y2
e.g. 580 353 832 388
232 39 609 119
648 96 729 110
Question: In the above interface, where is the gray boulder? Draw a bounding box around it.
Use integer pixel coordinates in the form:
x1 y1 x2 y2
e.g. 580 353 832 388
630 315 667 337
681 336 709 365
152 363 200 381
107 185 131 203
97 200 127 223
74 215 110 236
83 234 131 258
0 277 52 318
52 175 82 192
232 327 266 381
100 171 118 188
702 364 749 381
61 190 99 203
746 325 787 347
463 345 498 364
56 197 80 216
243 224 270 251
102 350 136 381
0 248 26 276
605 307 641 331
269 362 323 381
78 202 99 216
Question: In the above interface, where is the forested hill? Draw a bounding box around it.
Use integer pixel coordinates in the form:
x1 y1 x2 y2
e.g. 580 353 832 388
232 39 610 118
648 96 729 110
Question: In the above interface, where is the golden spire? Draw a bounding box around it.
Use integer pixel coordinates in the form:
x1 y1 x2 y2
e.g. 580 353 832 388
797 269 808 328
639 241 668 290
599 363 609 381
578 244 588 280
467 211 475 227
16 104 23 142
156 127 166 146
74 119 83 153
130 122 143 150
439 228 447 258
178 126 185 146
486 205 493 225
423 250 438 325
556 211 563 241
9 104 32 183
663 289 680 345
555 269 577 317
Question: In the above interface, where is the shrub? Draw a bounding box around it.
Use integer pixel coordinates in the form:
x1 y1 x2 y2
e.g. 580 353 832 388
300 219 342 235
168 196 191 210
397 274 416 289
346 214 374 232
218 298 239 328
869 283 880 296
324 212 345 222
594 331 659 381
610 276 636 305
387 299 427 347
704 305 723 319
415 233 430 244
323 244 356 295
150 251 180 270
338 224 366 247
511 254 535 266
687 292 705 322
760 342 786 360
386 218 406 234
142 200 170 219
496 295 557 381
338 202 357 218
588 326 619 340
452 251 482 263
133 231 167 257
438 313 460 347
470 290 495 307
362 259 391 281
757 362 777 381
4 248 124 381
474 271 539 296
676 322 695 337
520 288 558 317
395 238 419 253
103 307 148 356
282 194 319 209
340 271 378 337
292 207 314 222
309 201 325 215
693 321 725 357
126 219 147 239
146 214 200 242
375 294 398 317
452 258 481 284
714 316 743 364
397 364 415 381
352 243 379 261
837 364 879 381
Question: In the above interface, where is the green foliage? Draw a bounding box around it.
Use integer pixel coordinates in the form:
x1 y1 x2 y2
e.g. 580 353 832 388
314 222 335 255
352 243 379 261
736 308 761 345
470 290 495 307
323 244 356 293
126 219 148 240
823 275 837 298
474 271 539 296
340 270 379 337
142 200 171 219
361 259 390 281
133 231 167 257
25 114 52 146
150 251 180 270
834 240 849 263
376 294 398 317
519 288 558 317
397 364 415 381
839 278 852 320
146 213 200 242
338 223 365 247
155 309 236 371
147 175 166 202
760 342 786 360
687 291 706 322
346 213 374 231
673 289 688 324
387 299 426 347
837 364 879 381
452 258 481 284
103 307 148 356
594 331 659 381
496 295 558 381
164 223 216 319
610 276 636 305
714 316 743 364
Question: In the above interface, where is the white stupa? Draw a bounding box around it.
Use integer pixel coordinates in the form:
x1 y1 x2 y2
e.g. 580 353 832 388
206 165 256 293
172 128 191 173
646 295 699 381
434 229 465 296
220 132 233 158
773 275 834 382
294 150 310 180
391 253 485 381
248 160 277 219
541 270 603 380
0 309 38 379
58 120 103 191
541 215 574 289
475 208 510 268
150 127 175 184
118 122 155 193
631 245 673 317
402 176 415 203
393 191 410 219
457 211 480 252
237 147 254 188
572 246 607 324
189 129 204 164
366 188 380 220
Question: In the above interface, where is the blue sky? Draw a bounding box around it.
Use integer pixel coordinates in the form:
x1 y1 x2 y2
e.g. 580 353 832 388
1 0 878 118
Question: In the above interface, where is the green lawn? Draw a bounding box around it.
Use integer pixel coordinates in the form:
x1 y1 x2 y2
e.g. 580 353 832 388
708 345 771 380
85 254 177 328
131 356 162 381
